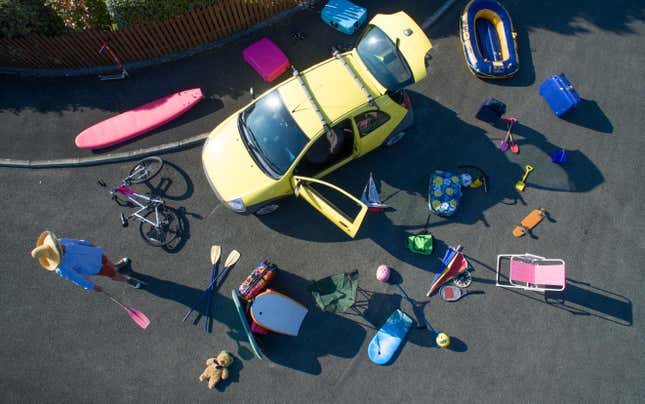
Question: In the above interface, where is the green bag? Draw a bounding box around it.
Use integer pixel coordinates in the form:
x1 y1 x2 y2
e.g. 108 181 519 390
309 271 359 313
407 233 433 255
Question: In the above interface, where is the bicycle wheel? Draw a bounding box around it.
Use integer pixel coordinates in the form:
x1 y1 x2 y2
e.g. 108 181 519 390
128 156 163 184
139 206 181 247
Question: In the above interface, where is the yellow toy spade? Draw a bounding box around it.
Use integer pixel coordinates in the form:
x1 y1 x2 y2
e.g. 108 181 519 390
515 165 533 192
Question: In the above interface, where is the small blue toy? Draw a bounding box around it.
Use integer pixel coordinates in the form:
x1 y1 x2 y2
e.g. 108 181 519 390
552 150 567 164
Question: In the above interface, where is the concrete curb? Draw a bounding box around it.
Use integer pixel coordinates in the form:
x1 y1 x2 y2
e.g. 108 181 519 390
0 132 208 169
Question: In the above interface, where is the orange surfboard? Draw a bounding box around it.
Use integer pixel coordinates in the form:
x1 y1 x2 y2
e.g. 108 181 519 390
75 88 203 149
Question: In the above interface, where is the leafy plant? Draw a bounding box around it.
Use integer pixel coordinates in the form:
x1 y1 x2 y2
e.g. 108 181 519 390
106 0 221 28
45 0 113 31
0 0 66 38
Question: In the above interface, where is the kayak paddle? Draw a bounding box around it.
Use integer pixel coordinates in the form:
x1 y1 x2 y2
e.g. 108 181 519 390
183 249 240 322
103 290 150 329
204 245 221 333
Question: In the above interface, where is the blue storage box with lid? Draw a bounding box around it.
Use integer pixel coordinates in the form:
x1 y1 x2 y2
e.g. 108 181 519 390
321 0 367 35
539 74 581 117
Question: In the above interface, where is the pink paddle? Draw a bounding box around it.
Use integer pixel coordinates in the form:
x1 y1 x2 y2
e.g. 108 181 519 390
103 291 150 329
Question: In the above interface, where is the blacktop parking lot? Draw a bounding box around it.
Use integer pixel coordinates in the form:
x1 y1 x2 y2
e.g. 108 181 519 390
1 0 643 402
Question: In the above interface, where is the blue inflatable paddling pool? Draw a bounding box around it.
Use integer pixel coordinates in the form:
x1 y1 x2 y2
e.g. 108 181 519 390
460 0 519 78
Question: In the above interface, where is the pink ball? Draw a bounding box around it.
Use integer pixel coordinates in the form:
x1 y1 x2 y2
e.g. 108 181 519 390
376 265 391 282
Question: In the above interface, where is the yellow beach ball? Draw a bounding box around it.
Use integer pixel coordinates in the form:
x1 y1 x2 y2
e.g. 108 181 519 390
435 332 450 348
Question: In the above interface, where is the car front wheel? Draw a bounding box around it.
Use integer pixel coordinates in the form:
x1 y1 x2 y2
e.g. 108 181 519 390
254 202 280 216
384 131 406 146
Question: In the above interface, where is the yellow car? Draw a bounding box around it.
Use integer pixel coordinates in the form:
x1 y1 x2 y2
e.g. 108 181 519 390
202 11 432 238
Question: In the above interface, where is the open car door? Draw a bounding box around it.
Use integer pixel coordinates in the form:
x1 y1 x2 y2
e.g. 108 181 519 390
292 176 368 238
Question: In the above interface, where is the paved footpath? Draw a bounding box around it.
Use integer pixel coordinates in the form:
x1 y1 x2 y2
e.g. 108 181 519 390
0 1 643 403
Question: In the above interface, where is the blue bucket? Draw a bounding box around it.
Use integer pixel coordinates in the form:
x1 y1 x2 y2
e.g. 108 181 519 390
551 150 567 164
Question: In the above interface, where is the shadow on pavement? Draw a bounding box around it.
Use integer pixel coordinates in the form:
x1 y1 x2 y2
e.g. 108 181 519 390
256 268 468 373
544 279 633 326
259 270 367 375
256 93 604 260
126 269 264 355
143 159 195 201
429 0 645 39
468 255 633 326
492 120 605 193
561 99 614 134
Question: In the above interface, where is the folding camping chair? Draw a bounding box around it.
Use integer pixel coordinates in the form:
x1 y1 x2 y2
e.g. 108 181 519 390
496 254 566 292
309 271 368 314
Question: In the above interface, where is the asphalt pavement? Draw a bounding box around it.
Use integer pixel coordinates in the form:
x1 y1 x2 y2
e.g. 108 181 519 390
0 0 643 402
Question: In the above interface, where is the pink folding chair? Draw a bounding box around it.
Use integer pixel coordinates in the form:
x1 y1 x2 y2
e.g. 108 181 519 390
496 254 566 292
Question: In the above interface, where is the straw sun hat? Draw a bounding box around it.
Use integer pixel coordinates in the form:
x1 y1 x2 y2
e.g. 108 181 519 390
31 231 63 271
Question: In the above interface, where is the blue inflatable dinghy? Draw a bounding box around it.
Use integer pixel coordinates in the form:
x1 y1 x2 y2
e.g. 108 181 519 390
460 0 519 78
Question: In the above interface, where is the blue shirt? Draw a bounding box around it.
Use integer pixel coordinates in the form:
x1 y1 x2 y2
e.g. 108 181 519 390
55 239 104 290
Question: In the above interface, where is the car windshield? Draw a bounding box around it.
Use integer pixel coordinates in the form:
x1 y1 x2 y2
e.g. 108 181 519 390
239 90 309 177
356 26 413 91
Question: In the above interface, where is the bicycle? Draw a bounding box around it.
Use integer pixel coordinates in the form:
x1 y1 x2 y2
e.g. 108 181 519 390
99 156 181 247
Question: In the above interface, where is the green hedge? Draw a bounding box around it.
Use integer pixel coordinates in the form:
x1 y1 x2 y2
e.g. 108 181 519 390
0 0 66 38
45 0 113 31
1 0 233 38
106 0 220 28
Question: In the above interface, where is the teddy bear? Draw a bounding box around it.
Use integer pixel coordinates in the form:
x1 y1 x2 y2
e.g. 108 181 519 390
198 351 234 389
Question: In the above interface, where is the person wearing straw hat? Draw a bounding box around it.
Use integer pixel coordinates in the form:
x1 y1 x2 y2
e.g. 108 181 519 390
31 231 140 291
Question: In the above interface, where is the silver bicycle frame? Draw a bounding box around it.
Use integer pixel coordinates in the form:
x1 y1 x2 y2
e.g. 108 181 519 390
117 187 164 228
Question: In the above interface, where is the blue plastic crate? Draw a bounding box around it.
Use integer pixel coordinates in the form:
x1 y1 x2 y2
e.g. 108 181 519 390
321 0 367 35
539 74 581 117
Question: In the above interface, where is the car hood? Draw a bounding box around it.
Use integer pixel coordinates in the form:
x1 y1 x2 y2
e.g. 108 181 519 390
202 115 276 202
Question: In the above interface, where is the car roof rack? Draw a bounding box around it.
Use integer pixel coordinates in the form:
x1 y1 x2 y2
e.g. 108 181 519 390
332 47 377 108
291 66 339 149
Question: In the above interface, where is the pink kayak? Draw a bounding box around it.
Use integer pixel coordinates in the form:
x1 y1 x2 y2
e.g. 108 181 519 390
75 88 204 149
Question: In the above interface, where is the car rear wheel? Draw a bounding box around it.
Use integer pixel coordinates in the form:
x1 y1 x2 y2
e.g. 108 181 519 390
254 202 280 216
384 131 406 146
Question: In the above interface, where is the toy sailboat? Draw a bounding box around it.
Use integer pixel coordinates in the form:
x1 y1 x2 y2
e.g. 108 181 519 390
361 172 388 212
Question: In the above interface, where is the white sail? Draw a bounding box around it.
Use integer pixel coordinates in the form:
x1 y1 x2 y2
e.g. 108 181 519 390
361 172 388 211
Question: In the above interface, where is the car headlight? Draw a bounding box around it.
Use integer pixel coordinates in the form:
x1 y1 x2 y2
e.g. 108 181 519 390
225 197 246 213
